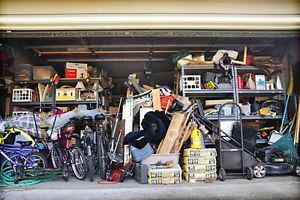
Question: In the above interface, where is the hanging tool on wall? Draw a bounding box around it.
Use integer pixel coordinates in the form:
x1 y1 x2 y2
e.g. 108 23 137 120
144 46 153 78
279 55 294 134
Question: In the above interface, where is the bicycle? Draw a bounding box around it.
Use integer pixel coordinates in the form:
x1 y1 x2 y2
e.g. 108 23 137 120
80 116 96 182
0 136 48 184
94 113 111 179
50 118 87 180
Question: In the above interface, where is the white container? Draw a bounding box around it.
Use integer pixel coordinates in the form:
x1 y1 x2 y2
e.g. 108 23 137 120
182 75 201 91
12 111 31 117
12 89 33 102
141 153 179 167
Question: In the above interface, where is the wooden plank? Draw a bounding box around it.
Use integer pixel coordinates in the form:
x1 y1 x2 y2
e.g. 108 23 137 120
205 99 233 106
122 98 134 162
151 89 162 111
143 85 154 90
174 122 192 153
158 112 186 154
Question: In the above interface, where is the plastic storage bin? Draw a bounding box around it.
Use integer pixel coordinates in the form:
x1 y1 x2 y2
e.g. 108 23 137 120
12 89 33 102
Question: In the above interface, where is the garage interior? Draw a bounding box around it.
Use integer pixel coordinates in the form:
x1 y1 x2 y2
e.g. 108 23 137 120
0 1 300 196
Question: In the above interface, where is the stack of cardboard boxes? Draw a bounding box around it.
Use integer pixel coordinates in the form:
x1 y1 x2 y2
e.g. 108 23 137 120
183 148 217 183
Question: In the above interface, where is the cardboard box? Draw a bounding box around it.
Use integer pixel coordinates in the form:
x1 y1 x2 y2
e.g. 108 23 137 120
183 148 217 157
33 66 56 80
183 156 216 165
148 165 182 179
182 164 217 173
65 62 88 78
56 86 78 101
255 75 266 90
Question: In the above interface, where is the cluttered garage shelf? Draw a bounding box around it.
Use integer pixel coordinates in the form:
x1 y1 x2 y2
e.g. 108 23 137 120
0 41 299 186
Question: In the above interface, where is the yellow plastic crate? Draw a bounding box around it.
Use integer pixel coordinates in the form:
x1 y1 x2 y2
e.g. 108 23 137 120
183 148 217 157
182 164 216 173
183 156 216 165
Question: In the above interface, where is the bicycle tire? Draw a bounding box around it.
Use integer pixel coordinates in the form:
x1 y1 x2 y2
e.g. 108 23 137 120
25 152 48 169
70 146 87 180
87 156 95 182
50 144 64 169
97 135 107 179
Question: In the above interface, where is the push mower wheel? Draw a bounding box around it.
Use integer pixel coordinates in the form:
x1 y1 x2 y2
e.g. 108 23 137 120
293 165 300 177
218 168 226 181
253 163 266 178
246 167 254 180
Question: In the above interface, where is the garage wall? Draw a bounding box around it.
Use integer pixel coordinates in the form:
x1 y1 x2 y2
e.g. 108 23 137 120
0 0 299 30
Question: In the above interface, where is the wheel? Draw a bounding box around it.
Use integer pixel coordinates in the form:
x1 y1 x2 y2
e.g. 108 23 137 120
62 164 69 181
97 135 107 179
0 155 21 184
25 152 48 169
70 147 87 180
246 167 254 180
253 163 266 178
87 156 95 182
293 165 300 177
50 144 64 169
218 168 226 181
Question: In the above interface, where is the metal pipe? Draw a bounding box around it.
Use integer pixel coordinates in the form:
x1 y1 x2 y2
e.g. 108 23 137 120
26 43 274 50
47 58 167 62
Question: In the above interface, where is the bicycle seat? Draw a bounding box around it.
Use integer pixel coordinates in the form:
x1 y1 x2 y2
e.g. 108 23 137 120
16 141 32 147
94 114 105 121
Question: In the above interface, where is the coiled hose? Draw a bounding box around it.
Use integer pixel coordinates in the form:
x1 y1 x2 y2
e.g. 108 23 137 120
0 159 58 186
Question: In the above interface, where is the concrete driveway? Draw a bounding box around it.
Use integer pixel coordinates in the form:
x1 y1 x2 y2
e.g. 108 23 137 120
1 176 299 200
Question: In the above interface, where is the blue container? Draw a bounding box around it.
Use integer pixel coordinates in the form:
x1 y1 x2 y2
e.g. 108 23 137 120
130 143 154 163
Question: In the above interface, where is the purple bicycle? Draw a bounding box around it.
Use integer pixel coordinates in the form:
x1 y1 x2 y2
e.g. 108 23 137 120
0 141 48 183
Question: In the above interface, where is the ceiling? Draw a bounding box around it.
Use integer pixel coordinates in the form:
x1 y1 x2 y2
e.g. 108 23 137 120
1 30 299 94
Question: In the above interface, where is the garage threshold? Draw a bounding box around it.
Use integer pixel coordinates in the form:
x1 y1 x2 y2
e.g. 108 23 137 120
1 176 299 200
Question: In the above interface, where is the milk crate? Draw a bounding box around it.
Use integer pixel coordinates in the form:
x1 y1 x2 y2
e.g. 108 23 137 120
12 89 33 102
182 75 201 90
12 111 31 117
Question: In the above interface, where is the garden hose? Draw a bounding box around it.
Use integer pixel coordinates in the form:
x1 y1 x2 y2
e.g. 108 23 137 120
0 160 59 186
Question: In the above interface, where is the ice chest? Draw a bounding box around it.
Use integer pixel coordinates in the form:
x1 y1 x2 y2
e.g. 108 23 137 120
141 153 179 166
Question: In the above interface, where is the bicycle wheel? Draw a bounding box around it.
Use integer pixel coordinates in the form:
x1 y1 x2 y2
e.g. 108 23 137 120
50 144 63 169
0 155 21 184
70 147 87 180
25 152 48 169
87 156 95 182
97 135 107 179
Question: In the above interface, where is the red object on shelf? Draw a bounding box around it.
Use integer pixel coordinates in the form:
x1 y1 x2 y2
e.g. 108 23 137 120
237 75 244 89
65 68 77 78
246 55 254 66
160 95 175 110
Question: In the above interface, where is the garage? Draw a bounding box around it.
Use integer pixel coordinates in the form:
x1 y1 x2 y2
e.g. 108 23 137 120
0 0 300 199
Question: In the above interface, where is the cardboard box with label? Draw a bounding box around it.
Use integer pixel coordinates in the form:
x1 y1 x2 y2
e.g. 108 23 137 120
65 62 88 78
